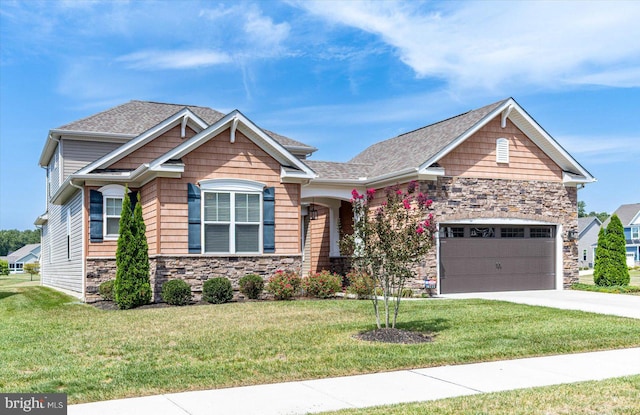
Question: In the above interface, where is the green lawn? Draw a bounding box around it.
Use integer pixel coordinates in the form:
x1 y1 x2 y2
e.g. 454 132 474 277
2 284 640 404
575 268 640 294
319 375 640 415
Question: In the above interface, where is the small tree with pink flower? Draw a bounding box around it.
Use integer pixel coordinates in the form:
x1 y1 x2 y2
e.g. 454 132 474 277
343 181 435 329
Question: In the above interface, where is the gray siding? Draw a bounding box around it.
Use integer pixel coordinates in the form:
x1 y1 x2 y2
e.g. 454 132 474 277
41 190 84 295
578 220 601 268
48 146 61 196
62 139 122 177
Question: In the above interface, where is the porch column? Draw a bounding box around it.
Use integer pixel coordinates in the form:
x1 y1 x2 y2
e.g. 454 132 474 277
329 205 340 257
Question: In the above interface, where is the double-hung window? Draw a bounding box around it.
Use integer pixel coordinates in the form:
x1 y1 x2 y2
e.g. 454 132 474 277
201 180 263 254
99 184 126 239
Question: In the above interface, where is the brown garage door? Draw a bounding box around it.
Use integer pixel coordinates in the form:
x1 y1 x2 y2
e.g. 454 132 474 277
439 225 555 294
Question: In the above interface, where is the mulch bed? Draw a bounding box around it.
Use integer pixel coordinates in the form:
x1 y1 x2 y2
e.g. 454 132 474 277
354 328 434 344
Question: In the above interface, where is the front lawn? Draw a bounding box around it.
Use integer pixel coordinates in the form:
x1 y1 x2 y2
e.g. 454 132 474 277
574 268 640 295
2 285 640 404
319 375 640 414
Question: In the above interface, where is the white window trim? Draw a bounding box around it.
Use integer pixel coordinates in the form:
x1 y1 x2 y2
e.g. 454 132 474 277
99 184 126 240
200 179 265 254
66 207 72 260
631 227 639 239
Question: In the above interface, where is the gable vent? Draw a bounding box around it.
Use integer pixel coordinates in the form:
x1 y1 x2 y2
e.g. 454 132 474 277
496 138 509 164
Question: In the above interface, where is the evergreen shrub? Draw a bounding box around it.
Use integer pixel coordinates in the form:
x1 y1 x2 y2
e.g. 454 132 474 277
99 280 115 301
161 279 192 306
239 274 264 299
203 277 233 304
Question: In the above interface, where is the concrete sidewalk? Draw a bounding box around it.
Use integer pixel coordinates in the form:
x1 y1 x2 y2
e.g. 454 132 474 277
69 347 640 415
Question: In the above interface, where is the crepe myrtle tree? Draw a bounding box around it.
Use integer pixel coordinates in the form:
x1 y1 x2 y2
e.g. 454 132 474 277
343 181 435 329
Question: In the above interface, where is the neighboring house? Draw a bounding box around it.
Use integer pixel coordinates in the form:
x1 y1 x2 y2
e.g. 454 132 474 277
577 217 601 269
602 203 640 267
35 98 595 301
2 244 41 273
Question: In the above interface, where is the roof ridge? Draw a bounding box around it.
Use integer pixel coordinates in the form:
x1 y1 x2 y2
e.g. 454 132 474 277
131 100 217 110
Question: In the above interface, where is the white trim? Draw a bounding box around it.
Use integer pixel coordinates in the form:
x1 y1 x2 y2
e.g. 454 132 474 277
200 186 263 255
76 108 207 174
440 218 557 225
99 184 126 240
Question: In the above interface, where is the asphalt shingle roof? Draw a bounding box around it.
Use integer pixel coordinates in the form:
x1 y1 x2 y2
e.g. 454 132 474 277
348 99 508 178
603 203 640 227
56 100 315 151
304 160 372 180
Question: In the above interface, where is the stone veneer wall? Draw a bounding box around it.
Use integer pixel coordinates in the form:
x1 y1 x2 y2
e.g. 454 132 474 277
408 177 578 291
85 255 302 303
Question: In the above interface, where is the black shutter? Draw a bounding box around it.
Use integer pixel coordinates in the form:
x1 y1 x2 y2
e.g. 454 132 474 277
89 189 103 242
263 187 275 253
187 183 201 253
128 190 138 212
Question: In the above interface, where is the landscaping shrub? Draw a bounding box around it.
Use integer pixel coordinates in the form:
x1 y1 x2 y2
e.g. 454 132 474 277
0 259 9 276
304 270 342 298
346 271 374 299
266 270 301 300
594 214 630 286
98 280 115 301
161 279 192 306
203 277 233 304
239 274 264 300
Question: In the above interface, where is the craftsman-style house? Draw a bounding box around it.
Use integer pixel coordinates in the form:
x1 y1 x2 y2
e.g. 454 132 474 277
36 98 594 301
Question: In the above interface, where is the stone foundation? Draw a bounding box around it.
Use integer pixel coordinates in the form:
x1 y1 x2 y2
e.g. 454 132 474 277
85 254 302 303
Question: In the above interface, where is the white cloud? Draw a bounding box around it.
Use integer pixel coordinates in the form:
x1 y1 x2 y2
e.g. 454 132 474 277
294 1 640 92
558 135 640 165
116 49 232 70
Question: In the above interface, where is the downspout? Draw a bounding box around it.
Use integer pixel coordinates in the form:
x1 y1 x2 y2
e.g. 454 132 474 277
69 178 86 302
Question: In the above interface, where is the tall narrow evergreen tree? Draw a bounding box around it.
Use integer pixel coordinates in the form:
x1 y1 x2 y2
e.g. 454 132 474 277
605 214 630 286
114 190 151 309
593 226 609 286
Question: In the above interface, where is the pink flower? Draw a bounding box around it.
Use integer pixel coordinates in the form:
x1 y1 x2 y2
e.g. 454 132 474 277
403 199 411 209
396 189 403 195
407 180 418 194
351 189 361 200
416 226 424 234
366 188 376 200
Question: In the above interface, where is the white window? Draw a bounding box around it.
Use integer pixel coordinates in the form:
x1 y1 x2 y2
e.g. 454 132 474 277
632 227 639 239
496 138 509 164
66 207 72 260
200 179 264 254
99 185 126 239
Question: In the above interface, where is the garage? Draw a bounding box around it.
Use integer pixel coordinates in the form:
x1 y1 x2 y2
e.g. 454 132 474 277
439 225 556 294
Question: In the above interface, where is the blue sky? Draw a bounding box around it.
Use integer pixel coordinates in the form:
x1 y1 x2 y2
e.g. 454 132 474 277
1 0 639 230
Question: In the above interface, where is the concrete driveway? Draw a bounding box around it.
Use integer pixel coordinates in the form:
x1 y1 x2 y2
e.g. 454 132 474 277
442 290 640 319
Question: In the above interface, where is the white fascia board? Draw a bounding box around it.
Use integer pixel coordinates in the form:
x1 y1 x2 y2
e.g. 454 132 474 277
34 213 48 226
150 110 316 180
301 184 364 201
441 218 557 225
76 108 207 175
630 211 640 226
417 99 514 172
507 106 596 183
281 167 316 184
563 171 596 185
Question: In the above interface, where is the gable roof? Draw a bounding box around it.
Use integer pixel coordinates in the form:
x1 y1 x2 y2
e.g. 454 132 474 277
349 99 507 178
40 101 316 166
6 244 41 263
603 203 640 227
309 97 595 186
578 216 601 237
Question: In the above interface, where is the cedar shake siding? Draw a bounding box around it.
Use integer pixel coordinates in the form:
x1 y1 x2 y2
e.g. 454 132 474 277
439 118 562 181
87 130 301 257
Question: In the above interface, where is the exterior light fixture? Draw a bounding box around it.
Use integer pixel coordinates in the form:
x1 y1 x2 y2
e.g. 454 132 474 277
309 204 318 220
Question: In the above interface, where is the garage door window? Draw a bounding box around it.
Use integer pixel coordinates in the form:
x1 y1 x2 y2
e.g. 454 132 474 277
501 227 525 238
441 227 464 238
470 227 495 238
530 227 554 238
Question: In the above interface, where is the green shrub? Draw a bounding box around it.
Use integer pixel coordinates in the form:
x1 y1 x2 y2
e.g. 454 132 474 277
594 214 630 286
400 287 413 298
303 270 342 298
239 274 264 300
0 259 9 276
203 277 233 304
346 271 374 299
99 280 115 301
266 270 301 300
161 279 192 306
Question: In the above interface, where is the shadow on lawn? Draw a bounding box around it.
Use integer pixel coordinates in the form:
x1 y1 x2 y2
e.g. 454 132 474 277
0 291 18 301
396 318 451 333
